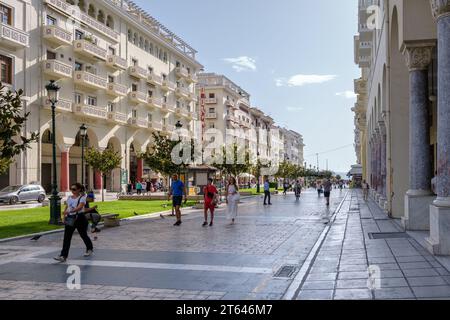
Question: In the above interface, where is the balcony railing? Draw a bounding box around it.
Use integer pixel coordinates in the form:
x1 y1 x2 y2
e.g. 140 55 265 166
128 117 148 129
160 80 176 91
187 73 198 83
73 39 107 61
226 115 238 123
225 99 235 108
43 97 72 112
44 0 120 42
150 121 163 131
128 66 147 79
43 25 72 47
74 71 107 90
106 55 127 70
107 111 128 124
204 98 217 104
147 97 162 109
206 112 217 119
175 87 190 99
161 103 175 113
73 104 107 119
107 82 128 97
0 22 29 48
147 74 162 86
175 67 189 79
128 91 147 104
43 60 73 79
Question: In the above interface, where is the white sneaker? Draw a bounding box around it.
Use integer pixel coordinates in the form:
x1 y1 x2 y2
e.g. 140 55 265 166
53 256 66 263
83 250 93 257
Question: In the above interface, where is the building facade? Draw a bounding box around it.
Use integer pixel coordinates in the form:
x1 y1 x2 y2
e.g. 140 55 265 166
353 0 450 255
0 0 202 193
279 128 305 166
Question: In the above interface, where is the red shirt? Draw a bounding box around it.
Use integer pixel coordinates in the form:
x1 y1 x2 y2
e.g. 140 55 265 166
204 185 218 201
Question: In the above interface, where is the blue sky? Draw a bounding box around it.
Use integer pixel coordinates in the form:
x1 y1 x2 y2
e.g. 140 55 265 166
135 0 360 173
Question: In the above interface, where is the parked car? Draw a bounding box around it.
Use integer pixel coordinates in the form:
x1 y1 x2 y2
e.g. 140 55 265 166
0 185 46 205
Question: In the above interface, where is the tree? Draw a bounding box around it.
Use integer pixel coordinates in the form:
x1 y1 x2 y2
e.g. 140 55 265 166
0 84 38 174
85 147 122 202
214 143 252 180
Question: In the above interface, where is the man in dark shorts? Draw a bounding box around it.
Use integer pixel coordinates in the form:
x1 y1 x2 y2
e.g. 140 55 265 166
323 178 332 206
168 174 187 226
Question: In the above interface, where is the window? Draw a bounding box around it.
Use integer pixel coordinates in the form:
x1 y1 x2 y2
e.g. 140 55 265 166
132 59 138 66
74 61 83 71
108 47 116 56
162 74 167 81
209 108 215 113
176 101 181 108
87 96 97 106
108 75 114 83
128 29 132 42
0 55 12 84
47 51 56 60
209 93 215 99
148 67 153 74
148 90 153 97
132 110 137 118
149 43 153 54
163 96 167 103
144 40 149 52
176 61 180 68
147 113 152 122
132 84 138 92
133 33 138 45
74 93 82 104
107 102 114 112
139 36 144 48
46 15 56 26
75 30 84 40
0 4 12 25
209 123 215 129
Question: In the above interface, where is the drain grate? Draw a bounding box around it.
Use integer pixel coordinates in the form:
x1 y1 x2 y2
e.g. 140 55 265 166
274 265 298 278
368 232 411 240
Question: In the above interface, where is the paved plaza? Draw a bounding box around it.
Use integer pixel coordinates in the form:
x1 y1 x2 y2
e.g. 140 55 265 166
1 189 450 300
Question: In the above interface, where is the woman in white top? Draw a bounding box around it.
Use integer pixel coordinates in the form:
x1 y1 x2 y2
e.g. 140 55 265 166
226 177 240 225
54 183 94 262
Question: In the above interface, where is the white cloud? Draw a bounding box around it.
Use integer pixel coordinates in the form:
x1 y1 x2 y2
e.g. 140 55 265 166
223 56 257 72
336 91 358 99
276 74 337 87
286 106 304 112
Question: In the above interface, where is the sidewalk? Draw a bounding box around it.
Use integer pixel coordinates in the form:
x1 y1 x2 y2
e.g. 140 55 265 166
294 189 450 300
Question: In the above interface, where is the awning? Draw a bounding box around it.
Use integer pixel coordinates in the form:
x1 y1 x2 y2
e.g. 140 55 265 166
348 165 363 176
238 173 255 178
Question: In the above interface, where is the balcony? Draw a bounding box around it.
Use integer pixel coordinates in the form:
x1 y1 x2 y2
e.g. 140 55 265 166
147 74 162 86
44 0 120 42
128 91 147 104
161 124 175 135
128 117 148 129
0 22 29 49
43 60 73 79
73 39 107 61
161 80 176 92
147 97 162 109
204 98 217 104
175 67 189 79
149 121 163 132
175 87 190 99
43 25 72 47
73 104 107 120
128 66 147 79
226 115 238 123
225 99 236 108
107 82 128 97
175 108 189 119
43 97 72 113
106 55 127 70
107 111 128 124
186 73 198 84
161 103 175 114
206 112 217 119
74 71 107 91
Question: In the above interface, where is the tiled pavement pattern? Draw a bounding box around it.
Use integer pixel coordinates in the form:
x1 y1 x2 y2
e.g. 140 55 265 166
297 191 450 300
0 190 345 300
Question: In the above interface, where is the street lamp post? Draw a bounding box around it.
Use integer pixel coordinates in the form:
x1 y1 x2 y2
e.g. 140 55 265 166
79 124 88 190
175 121 183 177
45 80 61 225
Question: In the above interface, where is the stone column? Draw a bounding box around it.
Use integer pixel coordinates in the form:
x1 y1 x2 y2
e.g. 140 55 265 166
402 42 436 231
379 122 387 207
427 1 450 254
59 148 70 193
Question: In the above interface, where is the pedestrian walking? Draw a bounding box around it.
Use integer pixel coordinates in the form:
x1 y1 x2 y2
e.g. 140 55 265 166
54 183 93 262
263 178 272 205
294 180 302 198
169 174 187 226
203 178 219 227
226 177 240 225
141 181 147 195
317 183 323 197
83 188 101 241
323 178 332 206
136 181 143 195
283 181 289 195
362 180 370 201
146 180 152 195
127 181 132 195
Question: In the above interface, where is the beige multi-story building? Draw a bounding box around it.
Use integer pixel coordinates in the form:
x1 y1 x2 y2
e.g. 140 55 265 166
196 73 292 169
353 0 450 255
0 0 202 192
279 128 305 166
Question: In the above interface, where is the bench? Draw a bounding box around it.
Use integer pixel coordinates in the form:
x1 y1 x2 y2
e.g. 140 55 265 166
101 213 120 228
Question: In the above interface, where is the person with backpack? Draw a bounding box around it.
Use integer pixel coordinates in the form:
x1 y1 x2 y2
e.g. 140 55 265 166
203 178 218 227
54 183 93 262
84 188 101 241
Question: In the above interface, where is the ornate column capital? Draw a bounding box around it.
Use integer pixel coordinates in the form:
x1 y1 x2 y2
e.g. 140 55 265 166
430 0 450 20
403 41 436 71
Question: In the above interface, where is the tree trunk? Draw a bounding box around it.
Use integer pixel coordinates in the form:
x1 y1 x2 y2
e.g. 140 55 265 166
102 174 106 202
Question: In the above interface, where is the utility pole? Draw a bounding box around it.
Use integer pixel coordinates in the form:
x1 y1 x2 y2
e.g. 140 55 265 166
316 153 319 171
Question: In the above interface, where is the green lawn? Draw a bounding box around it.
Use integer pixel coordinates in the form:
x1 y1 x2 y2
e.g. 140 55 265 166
0 200 195 240
239 188 277 195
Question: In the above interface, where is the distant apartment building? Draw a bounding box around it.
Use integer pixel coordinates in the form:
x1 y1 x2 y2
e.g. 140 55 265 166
0 0 202 192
